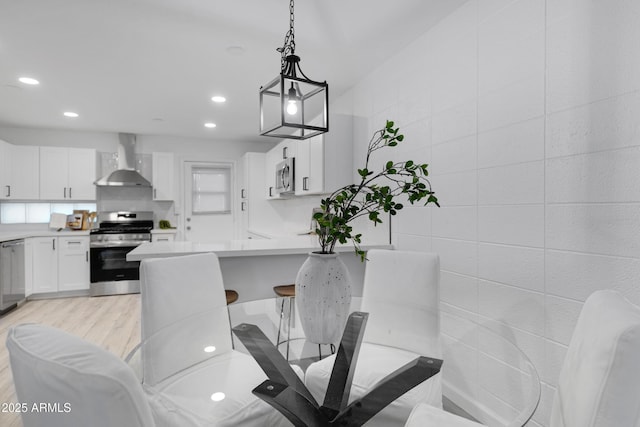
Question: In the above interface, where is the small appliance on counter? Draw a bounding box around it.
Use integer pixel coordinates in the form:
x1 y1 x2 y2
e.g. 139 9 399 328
89 211 153 297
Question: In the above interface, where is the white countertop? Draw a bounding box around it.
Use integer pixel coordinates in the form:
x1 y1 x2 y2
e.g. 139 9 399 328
0 229 90 242
127 235 392 260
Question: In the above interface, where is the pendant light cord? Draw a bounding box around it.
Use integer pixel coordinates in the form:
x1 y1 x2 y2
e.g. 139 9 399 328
277 0 296 71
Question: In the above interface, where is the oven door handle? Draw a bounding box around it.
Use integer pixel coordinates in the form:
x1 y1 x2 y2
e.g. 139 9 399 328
90 241 148 248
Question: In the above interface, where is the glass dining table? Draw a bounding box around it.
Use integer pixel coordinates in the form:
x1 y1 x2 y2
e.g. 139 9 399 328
127 296 540 427
226 297 541 427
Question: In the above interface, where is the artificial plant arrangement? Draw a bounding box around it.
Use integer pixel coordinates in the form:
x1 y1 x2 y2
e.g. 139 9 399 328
313 120 439 260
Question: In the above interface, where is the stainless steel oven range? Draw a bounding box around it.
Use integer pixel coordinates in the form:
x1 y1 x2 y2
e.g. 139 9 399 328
89 211 153 296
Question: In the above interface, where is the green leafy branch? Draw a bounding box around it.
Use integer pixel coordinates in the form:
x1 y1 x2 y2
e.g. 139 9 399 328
313 120 440 261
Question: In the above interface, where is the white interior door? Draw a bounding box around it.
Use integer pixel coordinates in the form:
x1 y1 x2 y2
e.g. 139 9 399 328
183 161 235 243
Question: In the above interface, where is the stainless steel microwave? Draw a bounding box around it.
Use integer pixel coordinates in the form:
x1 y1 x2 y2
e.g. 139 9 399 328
275 157 295 195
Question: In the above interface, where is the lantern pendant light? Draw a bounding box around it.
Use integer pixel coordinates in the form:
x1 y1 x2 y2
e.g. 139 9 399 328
259 0 329 140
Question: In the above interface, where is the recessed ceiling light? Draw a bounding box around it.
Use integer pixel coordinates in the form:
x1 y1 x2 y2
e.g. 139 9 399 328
204 122 217 128
203 345 216 353
18 77 39 85
63 112 79 118
210 392 226 402
211 96 226 103
226 46 245 56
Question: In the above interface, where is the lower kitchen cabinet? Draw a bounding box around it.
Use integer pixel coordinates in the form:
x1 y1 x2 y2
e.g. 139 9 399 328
58 236 90 291
31 236 90 294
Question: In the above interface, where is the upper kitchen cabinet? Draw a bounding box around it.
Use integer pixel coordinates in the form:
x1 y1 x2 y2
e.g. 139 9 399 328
40 147 96 200
294 114 354 196
0 140 39 200
152 152 175 201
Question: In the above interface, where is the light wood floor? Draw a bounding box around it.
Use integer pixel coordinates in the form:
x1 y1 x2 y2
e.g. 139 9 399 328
0 294 141 427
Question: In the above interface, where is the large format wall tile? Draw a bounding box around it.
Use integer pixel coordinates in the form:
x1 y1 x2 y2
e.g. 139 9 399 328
478 117 544 169
546 204 640 258
479 161 544 206
478 243 544 292
479 205 544 247
546 90 640 158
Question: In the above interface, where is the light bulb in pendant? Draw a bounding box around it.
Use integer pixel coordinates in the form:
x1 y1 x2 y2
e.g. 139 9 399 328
286 100 298 115
286 83 298 115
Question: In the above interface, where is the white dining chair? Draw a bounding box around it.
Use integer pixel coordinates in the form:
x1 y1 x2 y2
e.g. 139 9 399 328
549 289 640 427
139 253 291 427
405 289 640 427
304 249 442 426
6 323 164 427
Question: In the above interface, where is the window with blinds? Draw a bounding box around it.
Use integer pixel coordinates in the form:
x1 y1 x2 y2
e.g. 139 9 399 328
191 166 231 214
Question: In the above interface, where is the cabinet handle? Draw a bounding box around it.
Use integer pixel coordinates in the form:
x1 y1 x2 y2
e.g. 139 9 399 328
69 187 72 198
67 241 82 245
5 185 10 197
241 201 246 211
269 186 274 197
303 177 309 191
64 187 67 198
241 188 246 199
283 146 288 159
86 251 88 262
154 188 157 199
52 239 56 250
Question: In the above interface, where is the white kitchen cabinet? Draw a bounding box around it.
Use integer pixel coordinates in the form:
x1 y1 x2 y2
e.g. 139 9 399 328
40 147 96 200
0 141 39 200
295 114 353 196
152 152 175 201
31 236 90 294
58 236 90 291
0 141 9 198
31 237 59 294
236 152 248 239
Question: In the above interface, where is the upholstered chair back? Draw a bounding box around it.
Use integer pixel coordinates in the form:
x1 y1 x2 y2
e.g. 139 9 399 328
6 323 156 427
550 290 640 427
140 253 232 386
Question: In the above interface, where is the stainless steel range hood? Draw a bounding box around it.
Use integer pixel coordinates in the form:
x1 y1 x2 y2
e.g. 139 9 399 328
94 133 151 187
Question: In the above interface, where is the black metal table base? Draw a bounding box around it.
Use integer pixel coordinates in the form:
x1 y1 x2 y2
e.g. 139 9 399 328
233 312 442 427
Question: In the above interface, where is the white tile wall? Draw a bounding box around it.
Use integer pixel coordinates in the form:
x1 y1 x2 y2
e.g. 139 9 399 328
344 0 640 425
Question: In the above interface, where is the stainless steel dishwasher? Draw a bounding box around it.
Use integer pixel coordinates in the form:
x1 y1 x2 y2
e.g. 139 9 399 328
0 239 25 315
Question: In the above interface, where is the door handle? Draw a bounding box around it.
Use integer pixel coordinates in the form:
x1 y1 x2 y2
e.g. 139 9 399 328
186 226 191 231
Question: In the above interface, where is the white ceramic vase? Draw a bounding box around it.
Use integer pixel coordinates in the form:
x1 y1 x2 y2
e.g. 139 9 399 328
295 252 352 345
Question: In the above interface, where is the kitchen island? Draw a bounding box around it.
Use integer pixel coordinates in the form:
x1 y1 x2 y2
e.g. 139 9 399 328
127 236 392 301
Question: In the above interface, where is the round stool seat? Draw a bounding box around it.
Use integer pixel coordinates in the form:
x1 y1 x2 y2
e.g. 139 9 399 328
273 284 296 298
225 290 239 305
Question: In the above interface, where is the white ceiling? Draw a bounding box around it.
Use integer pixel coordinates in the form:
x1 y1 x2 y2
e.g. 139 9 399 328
0 0 466 144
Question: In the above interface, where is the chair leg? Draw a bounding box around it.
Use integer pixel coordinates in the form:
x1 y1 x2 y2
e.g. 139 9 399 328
276 297 286 357
285 297 293 360
227 307 235 349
